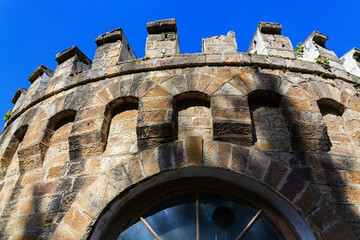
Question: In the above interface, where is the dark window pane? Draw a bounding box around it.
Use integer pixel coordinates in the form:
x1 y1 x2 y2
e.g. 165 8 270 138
144 194 196 240
243 214 283 240
199 193 257 240
117 220 155 240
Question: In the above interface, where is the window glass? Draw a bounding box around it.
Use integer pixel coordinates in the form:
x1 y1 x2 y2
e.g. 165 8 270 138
199 193 257 240
117 192 283 240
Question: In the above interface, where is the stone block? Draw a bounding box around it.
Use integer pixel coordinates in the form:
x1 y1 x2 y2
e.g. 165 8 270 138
140 149 159 176
230 145 250 174
322 220 357 240
185 136 203 166
280 171 306 201
216 141 232 168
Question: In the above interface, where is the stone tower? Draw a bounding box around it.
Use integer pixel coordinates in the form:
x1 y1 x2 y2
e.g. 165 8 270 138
0 19 360 239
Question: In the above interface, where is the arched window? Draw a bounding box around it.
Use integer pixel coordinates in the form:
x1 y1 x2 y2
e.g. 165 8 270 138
117 191 287 240
90 171 307 240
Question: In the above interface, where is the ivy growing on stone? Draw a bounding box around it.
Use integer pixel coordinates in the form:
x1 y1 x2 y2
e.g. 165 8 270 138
295 42 304 58
315 56 330 70
4 109 12 122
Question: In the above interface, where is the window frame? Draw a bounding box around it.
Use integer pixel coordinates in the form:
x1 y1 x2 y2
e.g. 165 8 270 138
100 177 300 240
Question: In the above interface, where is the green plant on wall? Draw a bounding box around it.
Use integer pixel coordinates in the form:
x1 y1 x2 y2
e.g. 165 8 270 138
295 42 304 58
354 82 360 96
315 56 330 70
4 109 12 122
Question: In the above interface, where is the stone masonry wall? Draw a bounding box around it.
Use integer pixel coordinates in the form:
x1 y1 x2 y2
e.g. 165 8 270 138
0 19 360 239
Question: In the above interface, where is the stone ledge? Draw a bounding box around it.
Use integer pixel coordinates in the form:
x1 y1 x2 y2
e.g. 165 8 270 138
308 31 328 47
258 22 282 35
55 46 92 65
95 27 123 46
147 18 177 34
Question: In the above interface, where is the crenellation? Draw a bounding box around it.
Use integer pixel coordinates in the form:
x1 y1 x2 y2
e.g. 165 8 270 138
93 28 136 69
18 65 54 111
301 31 345 71
28 65 53 84
145 18 180 58
202 31 238 54
248 22 295 59
11 88 27 113
53 46 92 78
341 48 360 77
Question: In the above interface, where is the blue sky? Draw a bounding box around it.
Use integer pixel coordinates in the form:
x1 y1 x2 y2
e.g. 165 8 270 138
0 0 359 130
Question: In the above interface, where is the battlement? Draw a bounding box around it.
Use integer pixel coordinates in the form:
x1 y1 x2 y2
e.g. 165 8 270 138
4 19 359 127
1 19 360 240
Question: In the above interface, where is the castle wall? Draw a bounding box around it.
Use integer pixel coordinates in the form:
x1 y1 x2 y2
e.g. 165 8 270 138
0 19 360 239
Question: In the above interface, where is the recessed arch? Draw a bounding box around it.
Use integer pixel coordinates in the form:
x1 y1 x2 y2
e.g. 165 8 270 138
103 96 139 154
248 90 282 109
248 90 291 152
42 109 76 163
173 91 212 141
317 98 345 116
0 125 28 179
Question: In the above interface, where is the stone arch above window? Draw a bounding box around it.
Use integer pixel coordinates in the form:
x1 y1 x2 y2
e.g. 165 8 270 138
89 171 315 240
173 91 212 141
248 90 291 153
103 96 139 155
0 125 28 179
42 110 76 166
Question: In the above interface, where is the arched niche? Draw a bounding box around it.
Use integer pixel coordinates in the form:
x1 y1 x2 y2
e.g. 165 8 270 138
317 98 351 154
42 110 76 166
103 97 139 155
248 90 291 152
173 91 212 141
0 125 28 179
